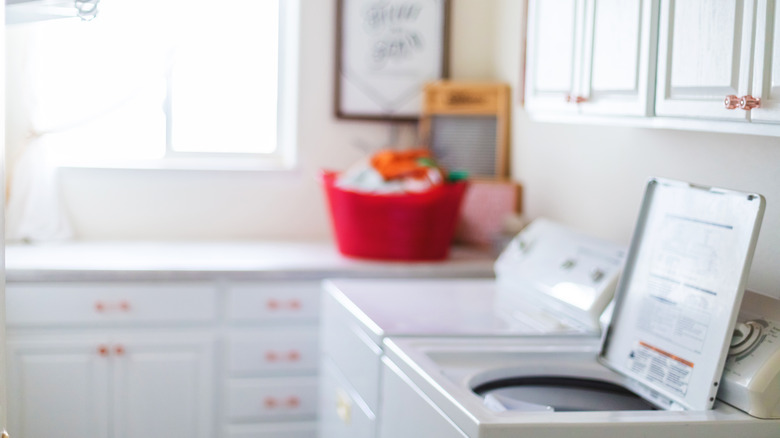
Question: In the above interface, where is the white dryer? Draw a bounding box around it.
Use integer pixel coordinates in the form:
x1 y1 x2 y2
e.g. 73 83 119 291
319 218 628 438
377 179 780 437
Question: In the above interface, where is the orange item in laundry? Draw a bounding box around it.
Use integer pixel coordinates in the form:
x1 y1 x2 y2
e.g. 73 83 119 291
370 149 436 180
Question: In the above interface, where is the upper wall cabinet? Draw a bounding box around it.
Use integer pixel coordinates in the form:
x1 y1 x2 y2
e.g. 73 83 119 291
525 0 659 117
655 0 780 125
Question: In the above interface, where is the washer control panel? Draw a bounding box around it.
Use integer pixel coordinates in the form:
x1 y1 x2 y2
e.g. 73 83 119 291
719 296 780 419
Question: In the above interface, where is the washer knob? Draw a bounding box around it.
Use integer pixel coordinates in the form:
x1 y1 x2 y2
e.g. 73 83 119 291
729 321 763 356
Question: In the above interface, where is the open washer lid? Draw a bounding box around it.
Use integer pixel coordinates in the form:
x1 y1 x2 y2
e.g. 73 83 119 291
599 178 765 411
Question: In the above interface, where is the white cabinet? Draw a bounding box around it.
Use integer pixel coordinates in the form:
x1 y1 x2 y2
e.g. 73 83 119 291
222 282 320 438
525 0 658 117
655 0 780 125
7 337 109 438
5 283 217 438
655 0 755 121
7 333 214 438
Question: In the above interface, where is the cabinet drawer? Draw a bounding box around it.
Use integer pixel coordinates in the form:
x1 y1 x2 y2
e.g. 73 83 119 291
225 422 316 438
226 282 320 322
6 283 217 327
226 377 318 421
227 327 318 376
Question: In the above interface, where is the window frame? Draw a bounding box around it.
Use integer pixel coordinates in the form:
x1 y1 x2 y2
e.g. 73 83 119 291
57 0 300 172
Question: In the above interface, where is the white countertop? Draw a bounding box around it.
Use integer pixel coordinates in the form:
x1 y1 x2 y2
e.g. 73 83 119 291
5 241 496 282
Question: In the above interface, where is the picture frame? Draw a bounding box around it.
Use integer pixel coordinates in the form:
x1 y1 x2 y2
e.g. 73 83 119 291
335 0 450 121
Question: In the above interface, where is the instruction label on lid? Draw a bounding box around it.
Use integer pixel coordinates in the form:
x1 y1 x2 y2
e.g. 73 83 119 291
628 341 694 396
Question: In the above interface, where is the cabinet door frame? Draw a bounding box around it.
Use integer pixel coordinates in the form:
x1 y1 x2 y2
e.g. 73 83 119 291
578 0 660 116
751 0 780 123
7 335 111 438
111 332 216 438
655 0 755 121
524 0 585 114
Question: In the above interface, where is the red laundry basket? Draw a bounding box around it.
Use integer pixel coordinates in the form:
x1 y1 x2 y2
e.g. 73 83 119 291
322 171 468 261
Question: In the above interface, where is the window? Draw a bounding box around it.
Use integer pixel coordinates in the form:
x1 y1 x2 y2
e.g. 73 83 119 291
23 0 297 170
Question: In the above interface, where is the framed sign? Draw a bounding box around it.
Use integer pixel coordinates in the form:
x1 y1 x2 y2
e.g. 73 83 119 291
335 0 450 121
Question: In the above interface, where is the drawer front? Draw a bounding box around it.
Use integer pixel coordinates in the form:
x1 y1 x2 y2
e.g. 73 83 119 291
226 328 318 375
6 283 217 327
226 282 320 322
226 377 318 422
225 422 317 438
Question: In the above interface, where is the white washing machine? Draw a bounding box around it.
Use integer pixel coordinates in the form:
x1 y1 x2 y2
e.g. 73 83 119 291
377 179 780 437
319 218 629 438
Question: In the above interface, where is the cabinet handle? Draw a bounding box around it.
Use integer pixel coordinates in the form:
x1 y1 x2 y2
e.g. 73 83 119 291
288 299 302 310
266 299 280 310
286 396 301 408
95 301 106 312
265 351 279 362
97 345 110 357
119 300 131 311
114 345 125 356
740 95 761 110
264 397 278 409
287 350 301 362
565 94 587 104
724 94 740 109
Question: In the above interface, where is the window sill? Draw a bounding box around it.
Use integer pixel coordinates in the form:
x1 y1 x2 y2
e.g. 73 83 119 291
56 156 296 172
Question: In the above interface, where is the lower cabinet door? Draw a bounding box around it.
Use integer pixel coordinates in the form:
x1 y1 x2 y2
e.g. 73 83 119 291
112 333 215 438
7 336 111 438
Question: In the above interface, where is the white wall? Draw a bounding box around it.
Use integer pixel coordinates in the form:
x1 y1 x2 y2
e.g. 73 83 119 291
5 0 779 297
5 0 500 242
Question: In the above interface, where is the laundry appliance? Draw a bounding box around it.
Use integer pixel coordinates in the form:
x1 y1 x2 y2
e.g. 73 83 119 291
318 218 629 438
377 178 780 437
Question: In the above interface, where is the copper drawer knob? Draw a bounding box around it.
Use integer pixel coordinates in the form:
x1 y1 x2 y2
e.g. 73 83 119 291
115 345 125 356
724 94 740 109
97 345 110 357
286 396 301 408
740 95 760 110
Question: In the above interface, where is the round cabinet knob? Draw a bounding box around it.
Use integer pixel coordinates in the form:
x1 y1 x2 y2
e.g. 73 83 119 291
724 94 740 109
574 95 587 104
264 397 278 409
740 95 761 110
97 345 110 357
114 345 125 356
286 396 301 408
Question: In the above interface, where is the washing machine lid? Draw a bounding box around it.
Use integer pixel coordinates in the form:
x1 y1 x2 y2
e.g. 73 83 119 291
599 178 765 411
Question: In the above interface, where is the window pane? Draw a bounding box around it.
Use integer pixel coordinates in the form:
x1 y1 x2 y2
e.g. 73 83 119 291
26 1 168 162
170 0 279 154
